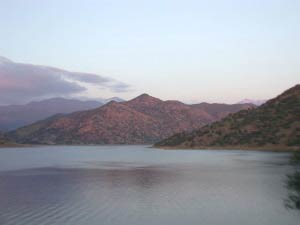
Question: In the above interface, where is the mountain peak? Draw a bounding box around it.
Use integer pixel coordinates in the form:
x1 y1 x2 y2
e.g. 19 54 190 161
128 93 162 105
138 93 152 98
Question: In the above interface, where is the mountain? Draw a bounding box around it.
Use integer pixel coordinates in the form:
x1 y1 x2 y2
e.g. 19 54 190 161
155 85 300 151
0 98 103 131
237 99 266 106
103 97 125 103
192 102 255 120
7 94 253 145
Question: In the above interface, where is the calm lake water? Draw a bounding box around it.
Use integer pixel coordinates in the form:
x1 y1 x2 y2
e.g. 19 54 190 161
0 145 299 225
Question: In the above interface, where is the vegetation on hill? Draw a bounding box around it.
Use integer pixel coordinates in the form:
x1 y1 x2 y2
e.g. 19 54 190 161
0 131 24 147
0 131 6 144
155 85 300 151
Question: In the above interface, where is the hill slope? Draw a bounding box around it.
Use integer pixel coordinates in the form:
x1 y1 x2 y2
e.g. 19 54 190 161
0 131 21 147
8 94 253 145
155 85 300 151
0 131 7 144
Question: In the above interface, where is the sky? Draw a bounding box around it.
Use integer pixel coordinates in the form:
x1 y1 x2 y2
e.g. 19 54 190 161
0 0 299 104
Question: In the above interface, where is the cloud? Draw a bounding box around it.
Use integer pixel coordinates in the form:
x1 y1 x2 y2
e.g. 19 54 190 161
0 57 130 105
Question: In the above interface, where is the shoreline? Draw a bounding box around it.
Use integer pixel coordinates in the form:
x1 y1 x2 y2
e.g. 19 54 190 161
0 143 151 148
153 145 300 152
0 143 32 148
1 143 299 152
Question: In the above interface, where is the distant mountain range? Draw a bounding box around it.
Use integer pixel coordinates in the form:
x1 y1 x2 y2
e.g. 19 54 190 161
0 97 124 131
237 99 267 106
7 94 253 145
155 85 300 151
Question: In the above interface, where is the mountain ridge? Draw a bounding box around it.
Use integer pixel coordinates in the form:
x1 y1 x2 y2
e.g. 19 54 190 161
7 94 254 145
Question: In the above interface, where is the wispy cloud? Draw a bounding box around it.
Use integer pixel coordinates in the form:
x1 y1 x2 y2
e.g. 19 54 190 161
0 56 130 105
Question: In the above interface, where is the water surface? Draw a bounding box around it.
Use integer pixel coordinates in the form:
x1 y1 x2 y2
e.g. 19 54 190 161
0 145 299 225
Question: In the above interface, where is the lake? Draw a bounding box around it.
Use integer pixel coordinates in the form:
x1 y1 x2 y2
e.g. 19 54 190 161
0 145 299 225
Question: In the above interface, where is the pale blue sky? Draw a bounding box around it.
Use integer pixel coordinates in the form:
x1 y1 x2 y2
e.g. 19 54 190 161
0 0 299 103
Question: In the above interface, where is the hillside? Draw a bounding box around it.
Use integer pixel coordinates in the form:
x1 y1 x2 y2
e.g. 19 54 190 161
0 131 6 144
7 94 253 145
155 85 300 151
0 131 21 147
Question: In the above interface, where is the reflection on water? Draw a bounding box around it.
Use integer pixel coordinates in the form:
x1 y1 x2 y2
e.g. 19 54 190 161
0 146 299 225
0 165 182 225
285 153 300 210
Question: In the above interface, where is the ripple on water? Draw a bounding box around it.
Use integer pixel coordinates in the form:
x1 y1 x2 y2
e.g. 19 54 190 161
0 146 299 225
